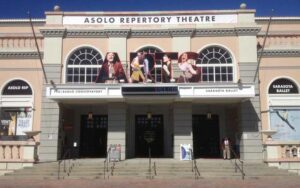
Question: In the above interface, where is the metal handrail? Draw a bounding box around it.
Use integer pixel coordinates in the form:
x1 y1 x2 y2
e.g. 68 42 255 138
229 146 245 180
104 146 111 179
111 162 115 176
152 162 157 176
190 148 201 179
58 148 75 180
147 146 156 179
148 146 153 179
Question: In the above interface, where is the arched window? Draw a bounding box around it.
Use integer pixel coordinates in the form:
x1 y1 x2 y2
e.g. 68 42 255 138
137 46 163 54
197 46 234 82
66 47 103 83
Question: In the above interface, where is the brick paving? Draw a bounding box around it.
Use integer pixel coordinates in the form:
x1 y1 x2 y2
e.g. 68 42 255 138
0 176 300 188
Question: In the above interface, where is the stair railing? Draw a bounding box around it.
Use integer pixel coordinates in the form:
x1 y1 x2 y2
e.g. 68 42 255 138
190 148 201 180
229 146 245 180
152 161 157 176
110 162 115 176
146 146 157 179
104 146 111 179
147 146 153 179
58 148 75 180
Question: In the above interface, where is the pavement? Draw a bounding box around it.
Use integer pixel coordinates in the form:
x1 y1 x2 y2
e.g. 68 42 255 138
0 176 300 188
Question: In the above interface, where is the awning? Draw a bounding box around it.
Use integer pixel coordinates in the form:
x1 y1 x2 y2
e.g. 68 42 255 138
46 83 255 103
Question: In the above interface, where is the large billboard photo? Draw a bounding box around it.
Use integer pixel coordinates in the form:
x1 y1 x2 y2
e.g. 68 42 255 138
270 108 300 141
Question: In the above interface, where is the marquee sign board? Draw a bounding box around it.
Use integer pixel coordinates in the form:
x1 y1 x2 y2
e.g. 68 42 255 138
2 80 32 95
46 84 255 99
269 78 299 94
122 86 178 95
63 14 237 25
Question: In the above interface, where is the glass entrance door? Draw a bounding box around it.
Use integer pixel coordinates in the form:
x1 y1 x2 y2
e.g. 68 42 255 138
135 115 164 157
80 115 107 158
192 115 220 158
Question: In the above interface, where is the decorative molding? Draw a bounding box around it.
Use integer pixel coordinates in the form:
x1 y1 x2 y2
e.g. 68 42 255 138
234 27 261 36
258 49 300 57
195 27 260 36
194 28 235 36
0 68 43 71
0 51 43 59
66 29 130 38
0 33 43 38
105 29 131 38
256 17 300 21
129 29 171 38
169 29 195 37
0 19 45 23
66 30 107 38
62 27 262 38
260 66 300 70
40 29 66 37
257 31 300 37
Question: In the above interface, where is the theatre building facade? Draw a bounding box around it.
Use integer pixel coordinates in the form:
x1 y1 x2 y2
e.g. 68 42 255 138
0 6 300 170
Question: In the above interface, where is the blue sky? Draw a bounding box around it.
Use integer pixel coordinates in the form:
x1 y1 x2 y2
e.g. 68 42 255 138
0 0 299 18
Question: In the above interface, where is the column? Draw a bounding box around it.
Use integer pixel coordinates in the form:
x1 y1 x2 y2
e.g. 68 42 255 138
107 103 126 160
237 14 262 161
173 103 193 159
39 24 65 161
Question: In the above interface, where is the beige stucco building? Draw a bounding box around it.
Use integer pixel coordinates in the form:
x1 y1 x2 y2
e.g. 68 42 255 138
0 6 299 173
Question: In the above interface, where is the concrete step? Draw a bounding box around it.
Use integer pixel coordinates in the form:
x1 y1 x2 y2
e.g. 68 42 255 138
2 159 298 180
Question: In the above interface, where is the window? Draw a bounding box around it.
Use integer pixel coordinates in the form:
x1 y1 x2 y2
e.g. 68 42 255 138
0 107 32 138
137 46 163 54
66 47 103 83
270 108 300 141
197 46 234 82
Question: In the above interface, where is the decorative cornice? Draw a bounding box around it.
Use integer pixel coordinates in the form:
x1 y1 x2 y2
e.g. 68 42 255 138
257 31 300 37
66 29 130 38
130 29 171 38
0 19 45 23
105 29 131 37
61 27 261 38
0 33 43 38
256 17 300 21
66 30 107 38
169 29 195 37
234 27 261 36
0 51 43 59
194 28 235 36
258 49 300 57
40 29 66 37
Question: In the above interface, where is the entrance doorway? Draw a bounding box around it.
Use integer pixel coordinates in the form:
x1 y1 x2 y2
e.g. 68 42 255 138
192 115 220 158
135 115 164 157
80 115 108 158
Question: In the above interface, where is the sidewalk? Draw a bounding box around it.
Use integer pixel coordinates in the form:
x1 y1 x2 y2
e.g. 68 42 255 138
0 176 300 188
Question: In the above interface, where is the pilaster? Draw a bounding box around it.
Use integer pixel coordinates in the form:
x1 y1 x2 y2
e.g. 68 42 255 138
173 103 192 159
108 103 126 160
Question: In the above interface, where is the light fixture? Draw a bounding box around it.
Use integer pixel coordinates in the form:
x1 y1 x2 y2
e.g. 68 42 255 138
207 112 212 119
206 105 212 119
147 111 152 119
147 105 152 119
237 78 242 84
50 80 57 90
88 111 93 121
